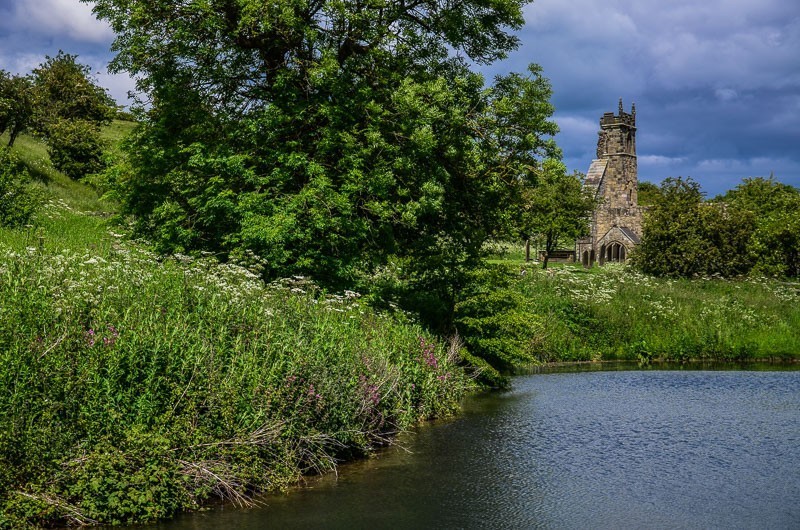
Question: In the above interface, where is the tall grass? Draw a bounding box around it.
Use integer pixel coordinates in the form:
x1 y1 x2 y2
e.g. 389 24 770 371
0 128 471 527
514 264 800 363
0 218 470 527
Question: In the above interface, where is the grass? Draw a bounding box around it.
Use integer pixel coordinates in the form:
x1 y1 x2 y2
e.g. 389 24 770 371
0 125 471 527
511 263 800 363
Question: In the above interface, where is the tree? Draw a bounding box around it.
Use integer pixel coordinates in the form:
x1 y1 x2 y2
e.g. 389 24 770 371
720 176 800 277
637 180 661 207
31 51 115 130
30 52 116 179
0 72 35 147
521 159 594 268
633 177 755 278
84 0 559 305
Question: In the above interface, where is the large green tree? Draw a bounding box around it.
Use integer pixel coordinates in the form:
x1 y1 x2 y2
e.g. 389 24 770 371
85 0 558 302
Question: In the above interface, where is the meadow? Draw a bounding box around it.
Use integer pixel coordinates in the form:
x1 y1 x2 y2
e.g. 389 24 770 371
511 260 800 364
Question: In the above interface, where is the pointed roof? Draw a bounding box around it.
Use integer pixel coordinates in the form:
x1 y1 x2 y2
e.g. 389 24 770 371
619 227 641 245
584 158 607 190
598 226 641 246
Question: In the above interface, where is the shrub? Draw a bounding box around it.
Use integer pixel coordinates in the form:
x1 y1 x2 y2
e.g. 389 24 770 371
46 119 107 180
0 148 43 227
454 265 543 376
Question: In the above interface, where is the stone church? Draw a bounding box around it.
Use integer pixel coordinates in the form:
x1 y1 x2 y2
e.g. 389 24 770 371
576 99 643 266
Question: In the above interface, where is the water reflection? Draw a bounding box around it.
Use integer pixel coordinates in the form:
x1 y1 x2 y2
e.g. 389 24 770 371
148 369 800 529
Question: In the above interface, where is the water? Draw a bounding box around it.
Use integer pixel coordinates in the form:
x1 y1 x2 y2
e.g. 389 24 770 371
154 369 800 529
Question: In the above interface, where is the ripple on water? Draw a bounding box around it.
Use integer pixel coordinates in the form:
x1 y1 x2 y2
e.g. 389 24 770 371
150 369 800 530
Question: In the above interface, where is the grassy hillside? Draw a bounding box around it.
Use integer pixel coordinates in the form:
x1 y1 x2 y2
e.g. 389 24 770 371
0 126 471 527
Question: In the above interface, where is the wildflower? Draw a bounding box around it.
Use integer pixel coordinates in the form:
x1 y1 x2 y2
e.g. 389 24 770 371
102 325 120 347
419 336 438 369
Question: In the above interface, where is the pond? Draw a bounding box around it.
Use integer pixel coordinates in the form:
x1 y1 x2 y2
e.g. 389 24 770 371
149 366 800 529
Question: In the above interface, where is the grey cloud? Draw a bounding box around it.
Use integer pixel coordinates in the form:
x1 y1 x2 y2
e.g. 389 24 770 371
487 0 800 195
0 0 135 106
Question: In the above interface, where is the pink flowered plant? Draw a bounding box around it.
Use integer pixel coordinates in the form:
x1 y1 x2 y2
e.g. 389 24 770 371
418 336 438 369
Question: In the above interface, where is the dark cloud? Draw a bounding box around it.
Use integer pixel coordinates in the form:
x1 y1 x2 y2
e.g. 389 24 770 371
484 0 800 194
1 0 798 194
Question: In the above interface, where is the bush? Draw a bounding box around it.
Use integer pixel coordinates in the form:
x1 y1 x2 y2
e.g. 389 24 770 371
454 265 543 377
46 119 107 180
0 148 43 227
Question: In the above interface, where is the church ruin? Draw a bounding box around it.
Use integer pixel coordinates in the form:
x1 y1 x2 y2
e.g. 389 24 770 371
576 99 643 266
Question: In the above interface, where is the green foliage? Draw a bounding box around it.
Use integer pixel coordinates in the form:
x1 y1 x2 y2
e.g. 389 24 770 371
0 197 471 526
520 158 594 268
85 0 557 303
31 51 115 130
454 265 543 373
46 119 108 180
635 175 800 279
0 72 35 147
0 148 43 227
633 177 755 278
720 177 800 278
26 51 116 181
637 180 661 206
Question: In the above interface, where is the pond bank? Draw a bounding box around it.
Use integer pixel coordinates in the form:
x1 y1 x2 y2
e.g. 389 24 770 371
139 368 800 529
0 225 472 528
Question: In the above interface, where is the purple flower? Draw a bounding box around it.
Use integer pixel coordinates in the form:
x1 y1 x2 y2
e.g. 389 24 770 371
418 337 438 369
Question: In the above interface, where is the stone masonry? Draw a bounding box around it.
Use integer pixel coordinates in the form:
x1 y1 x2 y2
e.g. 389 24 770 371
576 99 643 266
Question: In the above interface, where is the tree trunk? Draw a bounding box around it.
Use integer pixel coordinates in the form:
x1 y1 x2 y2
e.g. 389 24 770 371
542 234 553 269
525 239 530 262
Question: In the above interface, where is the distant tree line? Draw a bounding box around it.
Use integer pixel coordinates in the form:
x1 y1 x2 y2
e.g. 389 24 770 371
634 176 800 279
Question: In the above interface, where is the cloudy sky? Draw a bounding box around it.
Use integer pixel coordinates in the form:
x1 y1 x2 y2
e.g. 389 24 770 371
1 0 798 195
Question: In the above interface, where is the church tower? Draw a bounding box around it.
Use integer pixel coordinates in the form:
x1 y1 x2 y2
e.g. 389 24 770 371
576 99 643 266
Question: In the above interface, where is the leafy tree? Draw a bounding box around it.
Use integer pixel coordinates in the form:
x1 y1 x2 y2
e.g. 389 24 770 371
31 51 115 130
633 177 755 278
30 52 116 179
521 158 594 268
0 72 35 147
720 177 800 277
84 0 559 308
637 180 661 207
